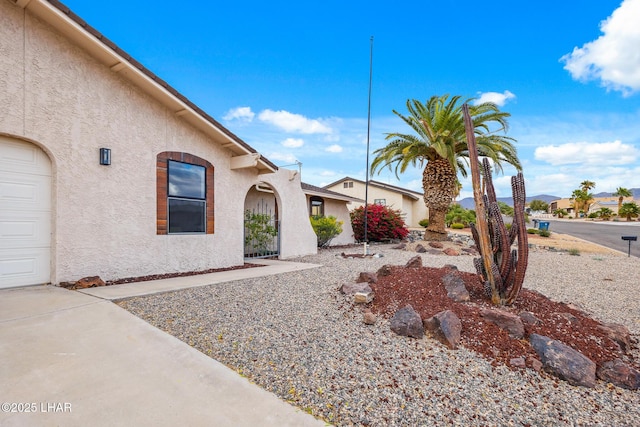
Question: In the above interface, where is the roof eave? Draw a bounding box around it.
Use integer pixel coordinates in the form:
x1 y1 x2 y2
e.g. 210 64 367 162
18 0 276 173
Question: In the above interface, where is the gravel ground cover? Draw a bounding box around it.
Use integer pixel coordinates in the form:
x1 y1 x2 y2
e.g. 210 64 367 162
118 245 639 426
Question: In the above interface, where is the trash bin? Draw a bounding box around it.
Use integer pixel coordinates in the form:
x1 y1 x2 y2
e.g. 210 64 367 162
538 221 549 231
532 219 539 228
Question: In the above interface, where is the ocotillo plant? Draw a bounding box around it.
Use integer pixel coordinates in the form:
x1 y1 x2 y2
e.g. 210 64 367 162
462 104 528 305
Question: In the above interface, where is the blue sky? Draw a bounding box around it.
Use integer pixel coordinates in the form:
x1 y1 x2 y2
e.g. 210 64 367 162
63 0 640 199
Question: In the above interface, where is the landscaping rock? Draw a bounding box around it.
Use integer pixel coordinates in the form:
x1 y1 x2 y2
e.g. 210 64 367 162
443 264 458 270
376 265 394 277
340 282 372 295
529 334 596 388
510 357 526 368
441 272 470 302
414 244 427 253
443 248 460 256
404 255 422 269
428 242 444 249
597 323 632 353
559 312 579 324
391 242 406 250
481 308 525 339
519 311 541 326
74 276 106 289
527 357 543 372
356 272 378 284
597 359 640 390
363 310 377 325
390 305 424 339
354 291 374 304
423 310 462 349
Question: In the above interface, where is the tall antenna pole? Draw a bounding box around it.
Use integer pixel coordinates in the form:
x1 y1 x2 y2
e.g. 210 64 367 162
364 36 373 255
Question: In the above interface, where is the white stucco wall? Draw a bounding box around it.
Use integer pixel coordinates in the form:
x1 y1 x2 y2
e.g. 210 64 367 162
322 199 356 246
0 2 316 284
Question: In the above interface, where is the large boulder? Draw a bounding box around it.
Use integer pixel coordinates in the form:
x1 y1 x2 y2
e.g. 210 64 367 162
597 359 640 390
529 334 596 388
390 305 424 339
441 272 470 302
423 310 462 350
597 323 632 353
376 265 394 277
481 308 525 339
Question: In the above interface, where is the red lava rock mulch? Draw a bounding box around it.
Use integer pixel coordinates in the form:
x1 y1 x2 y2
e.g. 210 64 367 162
368 265 638 370
105 263 263 286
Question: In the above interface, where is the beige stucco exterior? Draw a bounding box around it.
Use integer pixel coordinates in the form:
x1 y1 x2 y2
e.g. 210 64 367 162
0 0 316 286
324 178 428 228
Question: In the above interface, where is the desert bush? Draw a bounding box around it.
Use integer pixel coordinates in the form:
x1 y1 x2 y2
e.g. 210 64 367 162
527 228 538 234
310 215 343 247
418 218 429 228
350 204 409 242
451 222 465 229
446 204 476 227
538 229 551 237
568 248 580 256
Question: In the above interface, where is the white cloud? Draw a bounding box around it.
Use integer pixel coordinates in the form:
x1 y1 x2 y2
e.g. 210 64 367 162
320 170 337 177
223 106 255 122
325 144 343 153
534 140 638 166
474 91 516 106
560 0 640 95
281 138 304 148
258 109 333 134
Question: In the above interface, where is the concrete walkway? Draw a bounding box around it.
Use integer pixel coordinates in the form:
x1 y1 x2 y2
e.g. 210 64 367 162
0 260 326 427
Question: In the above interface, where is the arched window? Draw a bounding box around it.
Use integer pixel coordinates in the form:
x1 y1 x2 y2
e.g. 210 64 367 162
157 152 214 234
309 196 324 216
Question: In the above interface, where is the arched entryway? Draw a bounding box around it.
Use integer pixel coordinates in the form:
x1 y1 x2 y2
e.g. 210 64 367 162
0 136 52 288
243 183 280 258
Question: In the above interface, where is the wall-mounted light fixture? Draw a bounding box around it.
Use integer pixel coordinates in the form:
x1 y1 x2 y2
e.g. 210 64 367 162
99 148 111 165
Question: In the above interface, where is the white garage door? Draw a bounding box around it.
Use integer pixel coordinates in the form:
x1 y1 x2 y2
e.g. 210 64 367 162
0 137 51 288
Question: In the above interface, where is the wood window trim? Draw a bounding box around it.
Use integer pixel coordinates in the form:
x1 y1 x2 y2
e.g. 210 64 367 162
157 151 214 234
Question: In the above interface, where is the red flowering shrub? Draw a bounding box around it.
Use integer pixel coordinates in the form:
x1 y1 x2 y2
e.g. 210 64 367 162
350 204 409 242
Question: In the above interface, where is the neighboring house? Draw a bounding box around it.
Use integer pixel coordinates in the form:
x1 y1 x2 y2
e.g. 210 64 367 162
0 0 316 289
323 177 428 228
588 200 622 216
301 183 364 246
550 196 634 217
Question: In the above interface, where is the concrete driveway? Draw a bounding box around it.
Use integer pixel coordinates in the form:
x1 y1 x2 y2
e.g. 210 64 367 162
0 263 326 426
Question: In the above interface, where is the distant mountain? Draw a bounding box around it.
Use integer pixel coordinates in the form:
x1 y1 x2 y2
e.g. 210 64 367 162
592 188 640 198
456 194 561 209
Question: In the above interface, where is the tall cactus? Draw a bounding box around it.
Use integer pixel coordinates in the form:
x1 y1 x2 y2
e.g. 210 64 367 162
463 105 528 305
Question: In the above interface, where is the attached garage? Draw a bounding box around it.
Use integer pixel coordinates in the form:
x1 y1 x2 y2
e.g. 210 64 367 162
0 137 52 288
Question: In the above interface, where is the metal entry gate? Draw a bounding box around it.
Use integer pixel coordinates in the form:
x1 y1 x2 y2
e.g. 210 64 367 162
244 199 280 259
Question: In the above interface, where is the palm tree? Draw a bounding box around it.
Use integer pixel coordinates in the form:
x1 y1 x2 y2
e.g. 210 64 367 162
613 187 632 214
571 189 593 217
580 180 596 192
371 95 522 240
619 202 640 221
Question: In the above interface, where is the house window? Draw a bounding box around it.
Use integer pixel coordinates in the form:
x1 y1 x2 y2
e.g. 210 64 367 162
310 196 324 216
374 199 386 206
343 181 353 188
168 160 206 233
157 152 214 235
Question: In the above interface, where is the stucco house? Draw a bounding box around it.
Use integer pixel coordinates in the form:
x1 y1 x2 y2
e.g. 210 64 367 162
323 177 428 228
301 183 363 246
0 0 317 289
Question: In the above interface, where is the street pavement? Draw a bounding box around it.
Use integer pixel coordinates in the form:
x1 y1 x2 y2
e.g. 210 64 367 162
546 219 640 258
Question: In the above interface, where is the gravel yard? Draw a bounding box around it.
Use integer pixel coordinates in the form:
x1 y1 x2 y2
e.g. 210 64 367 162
118 245 640 426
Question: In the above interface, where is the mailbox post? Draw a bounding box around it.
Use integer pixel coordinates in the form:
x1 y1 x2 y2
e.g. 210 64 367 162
621 235 637 257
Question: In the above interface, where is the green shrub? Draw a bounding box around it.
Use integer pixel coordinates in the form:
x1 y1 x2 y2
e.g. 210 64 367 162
527 228 538 234
587 212 598 219
309 215 343 247
538 229 551 237
568 248 581 256
446 204 476 227
418 218 429 228
350 204 409 242
505 223 512 231
451 222 465 229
